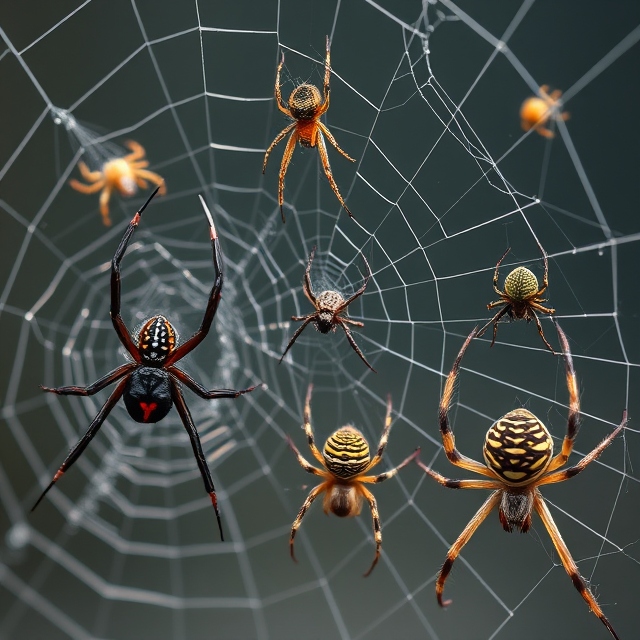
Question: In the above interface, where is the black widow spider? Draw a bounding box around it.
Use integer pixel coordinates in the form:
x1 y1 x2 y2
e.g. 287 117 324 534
33 187 259 540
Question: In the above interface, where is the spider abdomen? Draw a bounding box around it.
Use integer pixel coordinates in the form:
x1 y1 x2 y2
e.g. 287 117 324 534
504 267 539 302
323 483 363 518
104 158 136 196
289 84 323 120
123 367 173 423
138 315 176 363
323 426 371 478
483 409 553 485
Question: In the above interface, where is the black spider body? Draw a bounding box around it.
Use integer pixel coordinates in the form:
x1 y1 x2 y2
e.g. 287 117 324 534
33 190 259 540
123 367 173 424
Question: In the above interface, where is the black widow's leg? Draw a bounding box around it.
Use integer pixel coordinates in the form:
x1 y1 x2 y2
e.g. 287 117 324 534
169 367 260 399
32 376 129 511
41 363 137 396
111 187 162 362
170 379 224 541
336 252 371 312
166 196 222 366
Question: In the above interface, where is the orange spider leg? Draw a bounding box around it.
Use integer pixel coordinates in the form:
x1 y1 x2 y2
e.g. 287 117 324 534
123 140 146 162
274 52 291 115
316 131 353 218
533 493 620 640
302 384 325 466
317 122 355 162
262 122 296 173
129 159 150 169
277 129 299 222
77 161 104 183
133 169 166 195
99 184 114 226
69 178 105 195
436 490 502 607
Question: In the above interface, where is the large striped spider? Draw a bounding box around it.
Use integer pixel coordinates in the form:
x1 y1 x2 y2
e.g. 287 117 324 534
417 323 625 638
287 384 419 576
262 36 355 222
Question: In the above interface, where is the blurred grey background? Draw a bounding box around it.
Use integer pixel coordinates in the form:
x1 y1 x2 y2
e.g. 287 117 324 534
0 1 638 639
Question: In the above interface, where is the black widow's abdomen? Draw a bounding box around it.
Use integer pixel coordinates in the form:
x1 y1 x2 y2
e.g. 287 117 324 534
123 367 173 423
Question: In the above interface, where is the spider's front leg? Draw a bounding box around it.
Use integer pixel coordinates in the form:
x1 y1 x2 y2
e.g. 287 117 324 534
166 196 223 365
41 363 136 396
169 367 261 399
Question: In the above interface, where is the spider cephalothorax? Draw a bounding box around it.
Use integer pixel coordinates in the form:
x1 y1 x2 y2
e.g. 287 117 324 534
417 323 625 639
262 36 355 222
280 246 375 372
288 384 419 576
33 188 260 540
69 140 166 226
478 245 556 353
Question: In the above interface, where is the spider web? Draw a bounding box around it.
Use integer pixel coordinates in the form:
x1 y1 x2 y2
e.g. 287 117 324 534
0 1 639 638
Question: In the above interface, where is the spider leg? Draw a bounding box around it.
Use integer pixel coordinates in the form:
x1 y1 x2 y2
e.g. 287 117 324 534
41 363 137 396
123 140 146 162
263 122 296 174
337 252 371 311
360 394 393 472
128 159 150 169
31 376 129 511
316 131 353 218
358 448 420 484
323 35 331 106
317 121 355 162
528 301 555 315
538 412 626 487
279 316 315 363
530 308 556 354
170 379 224 541
99 184 113 226
286 435 329 478
439 328 496 477
133 169 167 195
302 384 324 465
277 129 298 223
436 491 501 607
492 247 510 295
110 188 161 361
134 177 149 190
337 319 376 373
275 51 292 115
360 485 383 577
69 178 105 194
168 367 260 399
534 237 550 293
165 198 223 366
533 492 620 639
303 247 318 306
415 458 503 490
477 305 510 348
342 318 364 328
546 321 579 472
77 161 104 182
290 483 326 563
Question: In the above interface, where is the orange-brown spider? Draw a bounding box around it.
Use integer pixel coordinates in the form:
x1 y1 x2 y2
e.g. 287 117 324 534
520 85 570 139
417 323 625 639
262 36 355 222
69 140 166 226
288 383 419 576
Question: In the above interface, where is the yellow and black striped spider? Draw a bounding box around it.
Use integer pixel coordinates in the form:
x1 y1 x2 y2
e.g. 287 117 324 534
478 245 556 353
287 384 419 576
417 323 626 639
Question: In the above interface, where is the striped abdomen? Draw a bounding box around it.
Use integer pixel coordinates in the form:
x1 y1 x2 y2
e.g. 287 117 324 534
483 409 553 485
323 426 370 479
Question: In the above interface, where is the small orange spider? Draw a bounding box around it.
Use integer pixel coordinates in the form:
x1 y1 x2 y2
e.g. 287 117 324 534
520 85 570 139
262 36 355 222
69 140 166 226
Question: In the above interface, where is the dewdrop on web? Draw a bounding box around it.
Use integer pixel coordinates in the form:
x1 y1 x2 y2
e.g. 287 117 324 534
51 106 166 226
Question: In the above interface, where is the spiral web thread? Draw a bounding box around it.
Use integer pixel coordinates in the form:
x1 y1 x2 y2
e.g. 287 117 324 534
0 1 639 638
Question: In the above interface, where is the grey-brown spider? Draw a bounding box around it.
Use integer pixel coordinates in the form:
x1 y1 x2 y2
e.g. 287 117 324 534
280 247 375 372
